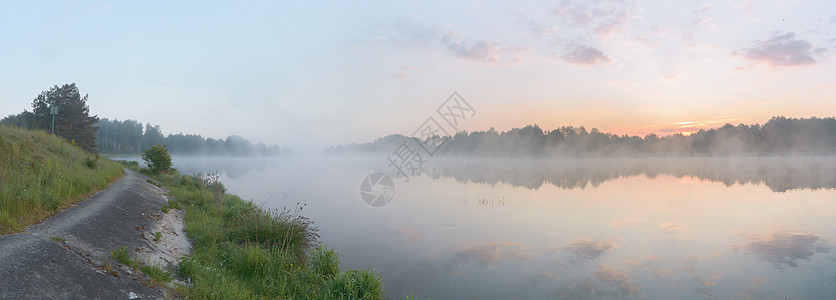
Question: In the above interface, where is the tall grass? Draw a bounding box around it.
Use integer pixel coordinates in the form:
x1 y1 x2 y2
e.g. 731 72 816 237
0 125 124 234
148 170 386 299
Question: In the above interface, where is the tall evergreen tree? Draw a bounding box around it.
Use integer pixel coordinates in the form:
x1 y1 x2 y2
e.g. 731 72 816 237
30 84 99 152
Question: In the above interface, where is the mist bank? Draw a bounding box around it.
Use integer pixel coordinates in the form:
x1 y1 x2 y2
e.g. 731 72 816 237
95 118 282 156
325 116 836 158
421 156 836 192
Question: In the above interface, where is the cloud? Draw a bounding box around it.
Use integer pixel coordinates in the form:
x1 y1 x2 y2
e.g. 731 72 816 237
736 32 823 67
693 16 712 27
374 18 441 48
627 255 663 271
830 15 836 25
553 280 609 299
562 239 617 263
369 18 529 65
693 3 712 14
735 233 828 269
596 265 641 297
551 265 642 299
448 241 532 269
385 61 420 80
561 44 611 65
553 0 636 39
694 276 717 298
682 256 701 275
523 21 560 37
442 31 530 64
513 11 560 38
593 10 632 39
527 269 560 288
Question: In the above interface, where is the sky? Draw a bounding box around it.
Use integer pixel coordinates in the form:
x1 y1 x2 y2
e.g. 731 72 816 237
1 0 834 151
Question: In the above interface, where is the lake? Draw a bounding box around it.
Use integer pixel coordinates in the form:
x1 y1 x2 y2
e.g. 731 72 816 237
124 155 836 299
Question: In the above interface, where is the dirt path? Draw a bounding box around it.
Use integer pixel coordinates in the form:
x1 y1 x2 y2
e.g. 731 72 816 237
0 168 190 300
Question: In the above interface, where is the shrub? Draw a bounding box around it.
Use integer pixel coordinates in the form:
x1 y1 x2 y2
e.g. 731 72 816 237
83 154 98 169
225 205 320 264
311 246 341 279
142 144 172 174
325 269 384 300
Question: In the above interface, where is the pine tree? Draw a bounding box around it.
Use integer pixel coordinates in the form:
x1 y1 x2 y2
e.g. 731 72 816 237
31 84 100 152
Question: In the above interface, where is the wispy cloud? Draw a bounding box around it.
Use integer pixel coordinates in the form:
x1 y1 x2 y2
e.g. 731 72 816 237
369 18 529 65
734 232 829 269
693 16 712 27
442 31 530 64
553 0 636 40
561 43 611 66
448 241 532 269
551 265 643 299
735 32 825 67
372 18 441 49
694 275 717 298
513 10 560 38
562 239 617 263
693 3 712 14
596 265 641 297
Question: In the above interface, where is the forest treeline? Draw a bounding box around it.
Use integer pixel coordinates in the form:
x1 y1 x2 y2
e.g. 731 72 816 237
422 157 836 192
2 83 281 156
95 118 281 155
1 113 281 156
325 116 836 157
0 84 100 152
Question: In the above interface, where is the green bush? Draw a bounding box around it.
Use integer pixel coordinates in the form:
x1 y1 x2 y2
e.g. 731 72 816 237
311 246 341 279
325 269 384 300
142 144 172 174
225 206 320 264
83 154 98 169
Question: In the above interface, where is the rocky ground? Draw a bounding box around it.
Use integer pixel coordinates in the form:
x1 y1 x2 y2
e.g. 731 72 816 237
0 168 190 300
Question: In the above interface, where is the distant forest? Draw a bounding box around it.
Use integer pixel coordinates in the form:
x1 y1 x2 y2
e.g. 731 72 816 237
0 83 281 156
325 116 836 157
95 118 281 155
1 114 282 156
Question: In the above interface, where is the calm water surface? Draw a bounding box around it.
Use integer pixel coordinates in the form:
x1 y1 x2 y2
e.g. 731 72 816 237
131 156 836 299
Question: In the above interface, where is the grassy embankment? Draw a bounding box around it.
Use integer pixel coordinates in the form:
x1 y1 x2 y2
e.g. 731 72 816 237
122 162 388 299
0 125 124 234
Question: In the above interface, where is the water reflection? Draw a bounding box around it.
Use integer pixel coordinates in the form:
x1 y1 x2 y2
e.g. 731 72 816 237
736 233 830 270
113 156 281 179
446 242 531 273
562 239 618 264
425 156 836 192
148 155 836 299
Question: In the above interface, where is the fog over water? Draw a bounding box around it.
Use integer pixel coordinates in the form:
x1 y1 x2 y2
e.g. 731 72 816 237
121 155 836 299
5 1 836 298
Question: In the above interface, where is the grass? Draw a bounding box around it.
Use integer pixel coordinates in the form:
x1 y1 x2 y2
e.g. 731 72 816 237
49 236 67 243
0 125 124 234
0 125 406 299
139 168 387 299
111 246 140 269
110 246 174 286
